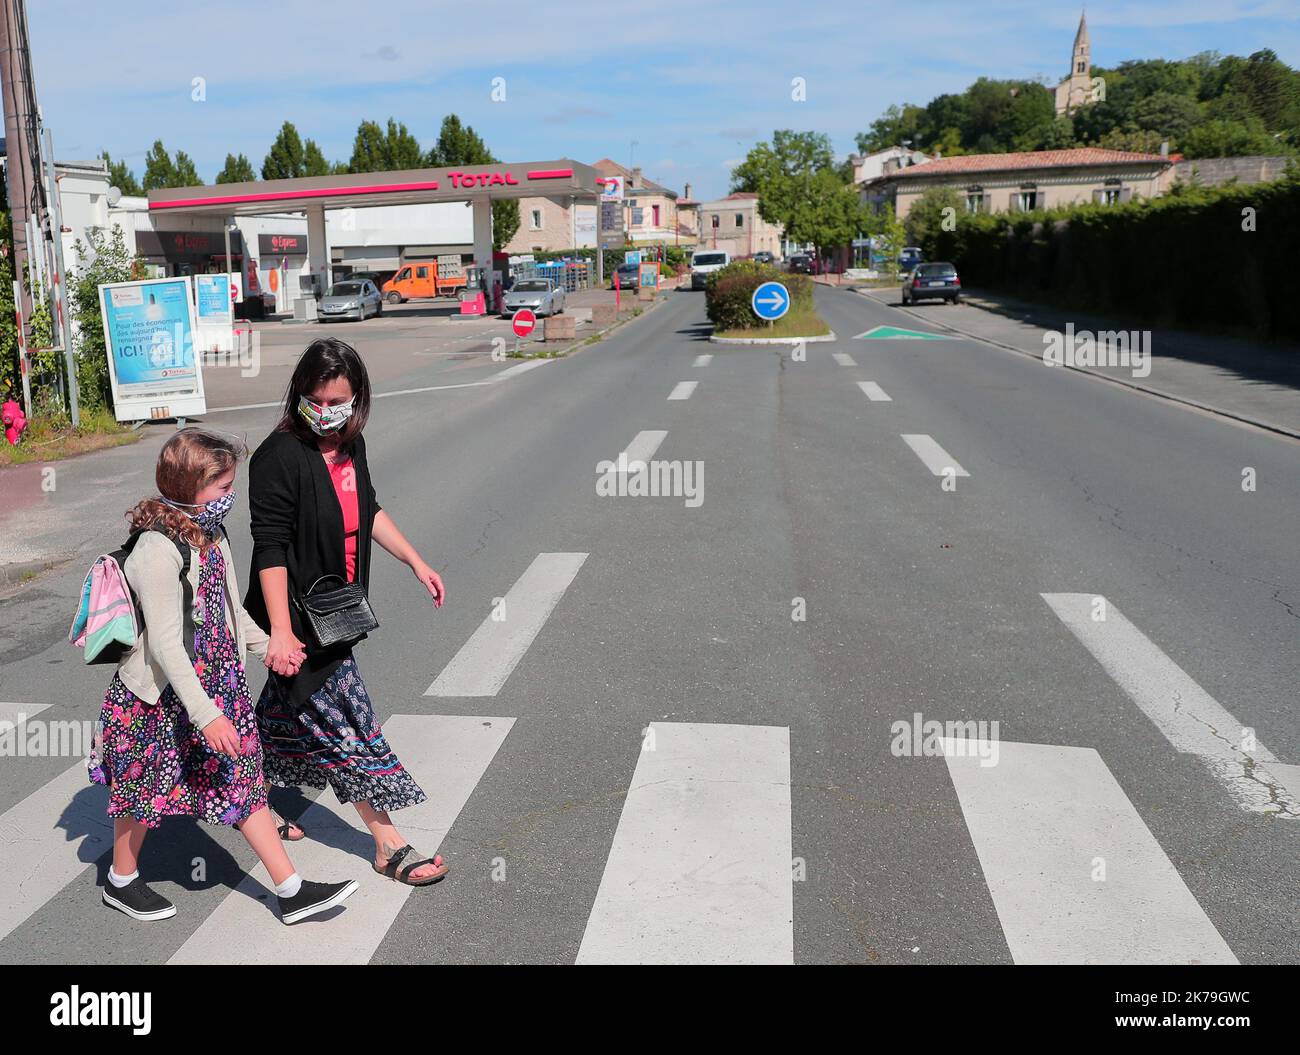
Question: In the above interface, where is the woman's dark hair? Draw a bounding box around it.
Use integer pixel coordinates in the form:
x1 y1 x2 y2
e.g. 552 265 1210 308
277 337 371 447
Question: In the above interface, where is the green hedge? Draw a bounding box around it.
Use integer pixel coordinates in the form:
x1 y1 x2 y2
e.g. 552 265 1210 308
920 174 1300 339
704 261 815 330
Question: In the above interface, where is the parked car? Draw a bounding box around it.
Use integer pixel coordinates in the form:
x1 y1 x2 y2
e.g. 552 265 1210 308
901 262 962 305
503 278 566 317
787 253 814 274
612 263 639 290
319 280 382 321
689 250 731 290
752 250 775 265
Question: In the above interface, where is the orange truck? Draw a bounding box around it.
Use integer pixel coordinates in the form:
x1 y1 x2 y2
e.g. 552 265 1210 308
381 255 467 302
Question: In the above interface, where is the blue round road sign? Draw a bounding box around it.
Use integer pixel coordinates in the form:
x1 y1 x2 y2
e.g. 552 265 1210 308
751 281 790 321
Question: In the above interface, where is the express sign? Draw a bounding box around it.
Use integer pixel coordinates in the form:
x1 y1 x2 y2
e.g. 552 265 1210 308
447 171 521 189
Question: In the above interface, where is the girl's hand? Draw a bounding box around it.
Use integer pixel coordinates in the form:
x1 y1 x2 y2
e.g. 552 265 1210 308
203 715 241 757
266 628 307 676
411 561 445 609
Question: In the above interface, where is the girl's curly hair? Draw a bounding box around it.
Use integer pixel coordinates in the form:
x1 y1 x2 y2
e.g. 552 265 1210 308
126 428 246 552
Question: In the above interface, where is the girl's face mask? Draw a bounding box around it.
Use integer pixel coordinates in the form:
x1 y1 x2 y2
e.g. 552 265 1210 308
298 394 355 435
161 489 237 533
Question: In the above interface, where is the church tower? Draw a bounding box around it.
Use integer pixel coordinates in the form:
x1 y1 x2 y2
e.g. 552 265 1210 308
1054 12 1093 116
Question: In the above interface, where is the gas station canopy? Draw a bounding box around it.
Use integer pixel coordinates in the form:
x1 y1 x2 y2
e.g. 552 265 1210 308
147 159 603 216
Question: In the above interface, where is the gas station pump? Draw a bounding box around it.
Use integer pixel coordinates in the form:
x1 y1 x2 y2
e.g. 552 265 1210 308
459 265 487 316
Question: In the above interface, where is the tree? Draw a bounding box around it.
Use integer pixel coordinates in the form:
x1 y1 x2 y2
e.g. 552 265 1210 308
303 139 332 176
262 122 306 180
69 225 136 410
1181 117 1280 158
142 140 177 190
349 118 423 173
100 151 142 196
873 205 906 277
172 151 203 187
427 114 519 251
215 153 256 184
904 186 963 250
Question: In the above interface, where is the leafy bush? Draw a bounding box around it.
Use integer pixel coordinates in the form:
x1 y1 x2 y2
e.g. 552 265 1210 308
704 261 814 330
918 173 1300 339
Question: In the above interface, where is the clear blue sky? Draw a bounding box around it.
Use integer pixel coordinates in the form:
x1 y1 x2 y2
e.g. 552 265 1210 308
27 0 1300 201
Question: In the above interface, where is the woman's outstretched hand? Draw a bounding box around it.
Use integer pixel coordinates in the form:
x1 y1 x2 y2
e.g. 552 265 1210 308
411 560 445 609
266 628 307 676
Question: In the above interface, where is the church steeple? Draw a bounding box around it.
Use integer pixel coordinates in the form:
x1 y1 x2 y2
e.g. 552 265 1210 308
1072 11 1090 75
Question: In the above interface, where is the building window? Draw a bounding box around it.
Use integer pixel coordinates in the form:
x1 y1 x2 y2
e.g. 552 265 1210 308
530 209 542 230
735 212 744 228
652 204 660 227
1015 188 1040 211
711 214 720 229
965 189 985 214
1100 188 1121 205
1077 61 1085 73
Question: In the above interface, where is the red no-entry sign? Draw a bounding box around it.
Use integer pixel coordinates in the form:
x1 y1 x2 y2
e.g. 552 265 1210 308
511 308 537 338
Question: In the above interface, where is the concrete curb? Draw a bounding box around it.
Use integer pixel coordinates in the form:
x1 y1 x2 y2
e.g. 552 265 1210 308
508 293 670 359
850 287 1300 443
708 330 838 346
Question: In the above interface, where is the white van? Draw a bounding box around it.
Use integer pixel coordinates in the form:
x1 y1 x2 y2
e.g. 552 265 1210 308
690 250 731 290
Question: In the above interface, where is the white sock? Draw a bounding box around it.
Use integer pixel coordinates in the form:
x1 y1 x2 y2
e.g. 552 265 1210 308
108 867 138 889
274 872 302 898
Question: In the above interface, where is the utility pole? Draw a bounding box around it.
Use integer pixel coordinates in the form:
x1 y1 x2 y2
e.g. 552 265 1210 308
1 0 44 321
43 126 77 425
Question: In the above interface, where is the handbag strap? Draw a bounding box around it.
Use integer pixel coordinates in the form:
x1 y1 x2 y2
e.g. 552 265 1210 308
304 574 348 596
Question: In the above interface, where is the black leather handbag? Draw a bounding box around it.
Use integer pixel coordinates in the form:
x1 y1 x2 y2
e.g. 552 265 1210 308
294 574 379 648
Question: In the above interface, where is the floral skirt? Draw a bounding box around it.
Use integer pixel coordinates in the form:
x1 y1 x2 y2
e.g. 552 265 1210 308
89 673 267 830
256 655 426 813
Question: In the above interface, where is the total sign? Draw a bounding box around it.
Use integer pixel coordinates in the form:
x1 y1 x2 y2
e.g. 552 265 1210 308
600 175 624 201
751 281 790 321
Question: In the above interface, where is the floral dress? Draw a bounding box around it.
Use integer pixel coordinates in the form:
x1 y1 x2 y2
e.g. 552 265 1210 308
88 542 267 829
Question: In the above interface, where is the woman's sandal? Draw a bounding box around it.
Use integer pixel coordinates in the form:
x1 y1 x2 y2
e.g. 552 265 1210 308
271 810 306 841
374 845 448 886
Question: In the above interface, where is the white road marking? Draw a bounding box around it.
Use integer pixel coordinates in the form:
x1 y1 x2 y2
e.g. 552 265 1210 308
0 705 112 943
693 354 712 367
944 737 1238 965
832 352 857 366
668 382 698 401
577 722 793 964
488 360 552 382
427 553 589 697
170 714 514 964
1042 593 1300 817
901 434 969 477
857 381 892 402
618 430 668 468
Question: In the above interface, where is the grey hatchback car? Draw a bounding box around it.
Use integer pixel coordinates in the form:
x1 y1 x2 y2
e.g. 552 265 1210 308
319 280 382 321
901 262 962 305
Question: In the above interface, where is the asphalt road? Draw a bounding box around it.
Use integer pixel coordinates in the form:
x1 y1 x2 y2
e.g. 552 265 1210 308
1 284 1296 964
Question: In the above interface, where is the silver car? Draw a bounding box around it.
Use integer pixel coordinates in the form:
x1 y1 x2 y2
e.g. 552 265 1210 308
319 280 382 321
503 279 566 317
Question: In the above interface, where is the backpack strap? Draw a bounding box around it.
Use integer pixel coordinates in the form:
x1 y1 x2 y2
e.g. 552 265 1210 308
121 528 196 662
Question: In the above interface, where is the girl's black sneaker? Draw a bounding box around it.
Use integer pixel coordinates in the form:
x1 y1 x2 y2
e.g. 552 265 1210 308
102 877 177 921
278 879 358 925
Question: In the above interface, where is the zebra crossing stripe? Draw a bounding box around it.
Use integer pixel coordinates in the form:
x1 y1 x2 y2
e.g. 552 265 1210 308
1042 593 1300 817
169 714 514 964
426 553 588 697
943 738 1238 965
0 702 112 943
577 722 793 964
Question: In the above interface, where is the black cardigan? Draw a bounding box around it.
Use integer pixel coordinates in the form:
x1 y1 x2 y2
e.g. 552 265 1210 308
244 428 381 706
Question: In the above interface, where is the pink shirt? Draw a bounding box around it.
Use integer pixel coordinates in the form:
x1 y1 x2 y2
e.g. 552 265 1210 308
326 455 360 583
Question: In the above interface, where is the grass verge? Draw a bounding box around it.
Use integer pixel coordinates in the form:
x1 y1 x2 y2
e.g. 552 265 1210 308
0 406 141 467
715 307 832 340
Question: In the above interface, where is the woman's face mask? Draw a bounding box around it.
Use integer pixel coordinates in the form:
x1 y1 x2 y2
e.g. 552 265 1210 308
161 489 237 533
298 394 355 435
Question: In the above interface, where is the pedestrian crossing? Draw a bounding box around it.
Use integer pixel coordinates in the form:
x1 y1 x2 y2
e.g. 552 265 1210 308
0 703 1254 964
